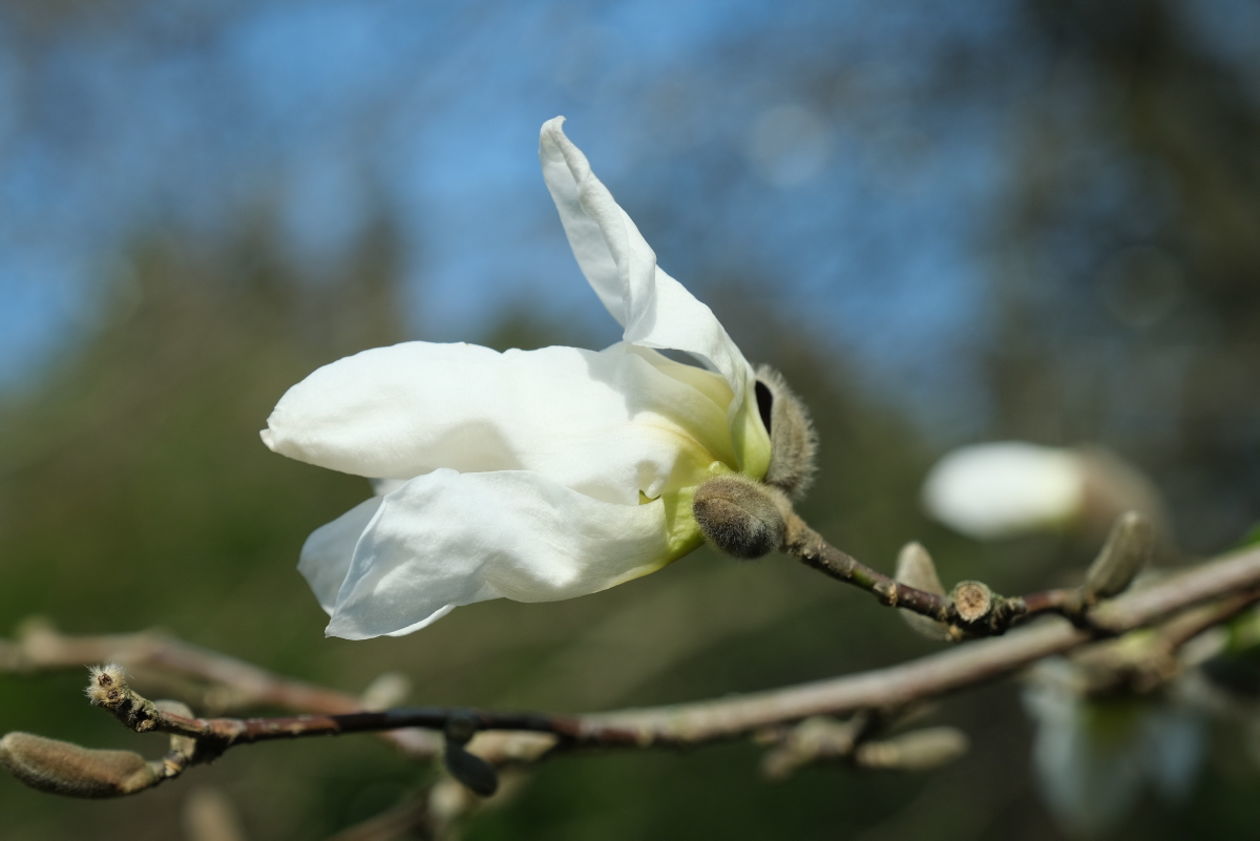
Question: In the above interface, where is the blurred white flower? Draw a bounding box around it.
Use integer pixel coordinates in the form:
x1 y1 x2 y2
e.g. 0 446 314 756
921 442 1085 539
262 117 772 639
1024 659 1204 837
922 441 1169 544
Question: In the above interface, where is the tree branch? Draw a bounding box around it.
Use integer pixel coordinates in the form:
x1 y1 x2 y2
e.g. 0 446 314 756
587 540 1259 744
77 540 1260 758
0 619 439 757
781 509 1156 635
5 533 1258 801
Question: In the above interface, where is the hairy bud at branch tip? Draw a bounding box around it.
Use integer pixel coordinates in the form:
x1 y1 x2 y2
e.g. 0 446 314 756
693 475 791 558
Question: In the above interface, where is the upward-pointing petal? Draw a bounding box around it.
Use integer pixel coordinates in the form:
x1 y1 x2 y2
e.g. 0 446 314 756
539 117 754 407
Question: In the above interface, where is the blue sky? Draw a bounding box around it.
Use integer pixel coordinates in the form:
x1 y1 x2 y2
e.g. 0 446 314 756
5 0 1251 429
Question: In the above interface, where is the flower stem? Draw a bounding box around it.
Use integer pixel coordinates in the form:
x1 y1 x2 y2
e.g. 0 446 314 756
782 514 949 618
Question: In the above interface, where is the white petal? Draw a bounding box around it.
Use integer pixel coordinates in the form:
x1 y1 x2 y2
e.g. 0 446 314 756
370 478 406 496
263 341 736 503
298 496 382 615
539 117 755 406
1024 674 1147 836
323 469 676 639
921 442 1085 539
1143 706 1204 798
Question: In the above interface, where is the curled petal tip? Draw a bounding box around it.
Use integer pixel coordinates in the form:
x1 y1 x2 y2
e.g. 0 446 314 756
540 115 567 136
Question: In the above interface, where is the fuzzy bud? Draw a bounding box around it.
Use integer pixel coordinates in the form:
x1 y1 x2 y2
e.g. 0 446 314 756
754 366 818 500
761 717 858 779
693 475 790 558
1083 511 1152 601
852 727 969 771
0 732 159 798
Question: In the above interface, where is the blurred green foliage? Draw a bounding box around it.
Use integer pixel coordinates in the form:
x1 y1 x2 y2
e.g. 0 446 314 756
4 0 1260 839
2 216 1255 841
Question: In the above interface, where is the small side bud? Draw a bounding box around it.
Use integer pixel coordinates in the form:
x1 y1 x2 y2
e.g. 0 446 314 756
360 672 411 711
442 711 498 797
852 727 969 771
0 732 159 798
693 475 790 558
183 787 248 841
1083 511 1152 601
895 542 945 594
443 744 499 797
951 580 994 624
155 700 198 762
761 717 858 779
894 543 951 641
754 366 818 500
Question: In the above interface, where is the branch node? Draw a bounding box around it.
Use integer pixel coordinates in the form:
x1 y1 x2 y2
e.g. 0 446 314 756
442 710 499 797
443 710 480 746
951 581 995 624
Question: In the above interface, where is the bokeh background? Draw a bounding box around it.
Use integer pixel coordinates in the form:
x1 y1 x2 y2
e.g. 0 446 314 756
3 0 1259 838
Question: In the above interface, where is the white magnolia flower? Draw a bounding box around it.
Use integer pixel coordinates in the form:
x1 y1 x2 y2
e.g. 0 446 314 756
262 117 772 639
922 441 1168 543
921 442 1085 539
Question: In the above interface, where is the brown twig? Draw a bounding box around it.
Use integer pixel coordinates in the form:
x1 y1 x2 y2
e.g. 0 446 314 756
1157 590 1260 655
783 513 1037 634
3 619 378 713
6 524 1258 806
783 514 958 621
0 619 440 757
782 511 1155 635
